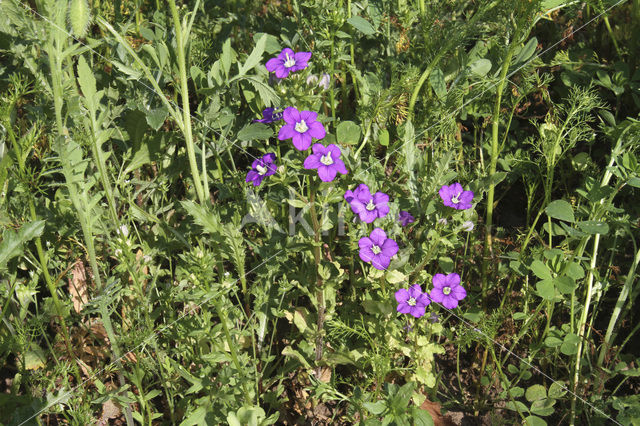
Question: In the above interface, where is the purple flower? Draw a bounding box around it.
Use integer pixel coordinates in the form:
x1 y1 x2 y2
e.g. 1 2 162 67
265 48 311 79
344 184 389 223
318 73 331 90
438 183 474 210
395 284 430 318
245 153 277 187
278 107 326 151
358 228 398 270
303 143 348 182
253 107 283 124
398 210 415 227
429 273 467 309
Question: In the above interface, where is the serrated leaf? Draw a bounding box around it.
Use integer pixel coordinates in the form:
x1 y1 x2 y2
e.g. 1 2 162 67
545 200 575 223
180 200 221 234
347 16 376 35
239 34 266 76
237 123 273 141
77 55 96 103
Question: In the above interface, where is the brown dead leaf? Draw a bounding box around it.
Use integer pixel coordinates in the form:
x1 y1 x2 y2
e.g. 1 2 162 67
420 398 455 426
97 399 121 426
69 261 89 313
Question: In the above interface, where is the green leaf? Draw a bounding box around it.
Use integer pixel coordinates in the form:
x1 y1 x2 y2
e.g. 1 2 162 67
513 37 538 66
530 260 552 280
363 401 386 415
536 279 555 300
468 59 492 77
336 121 361 145
554 276 576 294
505 401 529 413
180 200 221 234
145 107 169 131
0 220 46 270
628 177 640 188
281 346 311 369
548 382 567 399
180 406 207 426
385 270 406 284
576 220 609 235
530 399 555 416
379 128 389 146
221 38 233 77
545 200 575 223
411 407 434 426
362 300 394 316
429 68 447 99
544 336 562 347
239 34 266 76
77 55 97 103
347 16 376 35
560 333 580 355
524 415 547 426
237 123 273 141
526 385 547 402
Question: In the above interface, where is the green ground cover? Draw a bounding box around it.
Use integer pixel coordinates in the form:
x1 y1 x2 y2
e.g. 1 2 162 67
1 0 639 424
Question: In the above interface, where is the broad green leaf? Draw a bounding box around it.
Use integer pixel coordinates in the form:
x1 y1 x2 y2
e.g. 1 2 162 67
180 406 207 426
336 121 361 145
536 279 555 300
505 401 529 413
145 107 169 131
379 128 389 146
385 270 406 284
221 38 233 77
524 415 547 426
347 16 376 35
411 407 434 426
468 59 492 77
363 401 386 415
554 276 576 294
544 336 562 347
526 385 547 402
530 260 552 280
548 382 567 399
429 68 447 99
545 200 575 223
560 333 580 355
628 177 640 188
576 220 609 235
530 399 555 416
281 346 311 369
237 123 273 141
24 344 46 370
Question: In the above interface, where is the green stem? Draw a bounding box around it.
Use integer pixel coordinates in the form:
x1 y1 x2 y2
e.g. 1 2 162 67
212 299 252 404
167 0 206 205
309 183 326 378
482 44 516 300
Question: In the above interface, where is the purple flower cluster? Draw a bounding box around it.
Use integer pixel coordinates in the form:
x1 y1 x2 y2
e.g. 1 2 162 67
253 107 283 124
279 107 326 151
395 273 467 319
344 184 389 223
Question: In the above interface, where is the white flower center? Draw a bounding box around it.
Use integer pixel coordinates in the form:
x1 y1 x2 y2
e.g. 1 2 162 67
407 297 416 306
366 200 376 211
451 192 461 204
371 245 381 255
284 52 296 68
294 120 308 133
320 152 334 165
443 286 452 295
256 165 267 175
